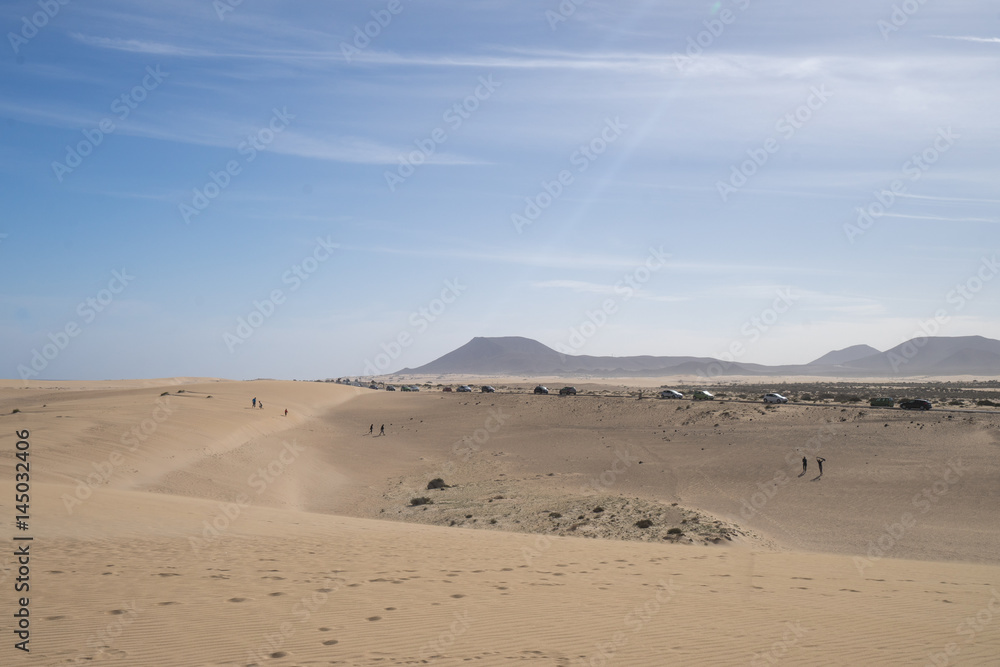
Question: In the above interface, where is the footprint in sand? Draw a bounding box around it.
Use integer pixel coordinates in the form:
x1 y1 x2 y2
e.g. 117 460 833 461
46 616 66 620
157 573 181 577
323 640 339 645
268 592 285 597
451 594 466 599
228 598 248 603
367 616 382 621
158 602 179 606
270 651 287 658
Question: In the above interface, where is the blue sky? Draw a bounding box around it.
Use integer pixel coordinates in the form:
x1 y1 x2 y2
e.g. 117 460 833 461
1 0 998 380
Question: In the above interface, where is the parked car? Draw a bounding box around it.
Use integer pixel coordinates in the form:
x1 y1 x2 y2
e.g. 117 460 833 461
457 385 473 393
559 386 577 396
386 385 396 391
692 390 715 401
481 385 496 393
870 397 894 407
442 386 453 392
400 385 412 392
900 399 932 410
659 390 683 399
534 385 549 395
408 385 421 392
763 393 788 404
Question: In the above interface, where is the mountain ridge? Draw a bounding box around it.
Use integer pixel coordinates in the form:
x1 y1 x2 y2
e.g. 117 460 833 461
394 335 1000 377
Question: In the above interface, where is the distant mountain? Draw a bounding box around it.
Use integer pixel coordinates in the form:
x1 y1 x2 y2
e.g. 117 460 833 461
808 344 881 366
392 335 1000 378
839 335 1000 375
395 336 758 376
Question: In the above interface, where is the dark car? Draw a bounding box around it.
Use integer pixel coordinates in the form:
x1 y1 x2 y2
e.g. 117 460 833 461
481 386 496 393
559 386 577 396
533 385 549 395
900 399 932 410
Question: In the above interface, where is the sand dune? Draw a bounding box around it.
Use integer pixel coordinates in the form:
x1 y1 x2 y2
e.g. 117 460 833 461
1 379 998 665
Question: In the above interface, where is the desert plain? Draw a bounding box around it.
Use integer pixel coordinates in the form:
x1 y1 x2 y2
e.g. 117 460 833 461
1 377 998 666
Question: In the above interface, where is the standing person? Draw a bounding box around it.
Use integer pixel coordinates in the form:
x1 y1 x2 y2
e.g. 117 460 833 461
802 456 808 475
370 424 374 435
252 397 257 408
816 457 826 477
284 409 288 416
379 424 385 436
259 401 263 410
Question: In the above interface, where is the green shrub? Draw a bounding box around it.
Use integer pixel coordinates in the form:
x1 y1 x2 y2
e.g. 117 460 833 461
410 497 432 506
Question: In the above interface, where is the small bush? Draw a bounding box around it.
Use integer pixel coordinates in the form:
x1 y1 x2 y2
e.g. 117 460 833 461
635 519 653 529
160 391 170 396
549 512 562 519
12 409 20 414
426 478 449 490
667 527 683 535
948 399 964 406
410 497 432 506
977 399 998 407
801 393 814 401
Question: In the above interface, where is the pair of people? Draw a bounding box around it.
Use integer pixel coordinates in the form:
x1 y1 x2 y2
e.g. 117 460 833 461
801 456 826 476
369 423 385 436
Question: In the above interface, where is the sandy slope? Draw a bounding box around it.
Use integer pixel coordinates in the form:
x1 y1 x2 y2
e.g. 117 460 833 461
0 378 998 666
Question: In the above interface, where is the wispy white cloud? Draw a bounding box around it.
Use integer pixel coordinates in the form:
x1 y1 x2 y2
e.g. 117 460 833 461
886 192 1000 204
881 213 999 224
931 35 1000 44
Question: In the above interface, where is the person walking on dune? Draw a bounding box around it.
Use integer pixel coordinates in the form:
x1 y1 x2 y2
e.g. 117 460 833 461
370 424 374 435
252 397 256 409
284 408 288 416
379 424 385 436
259 401 263 410
816 457 826 477
802 456 808 475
